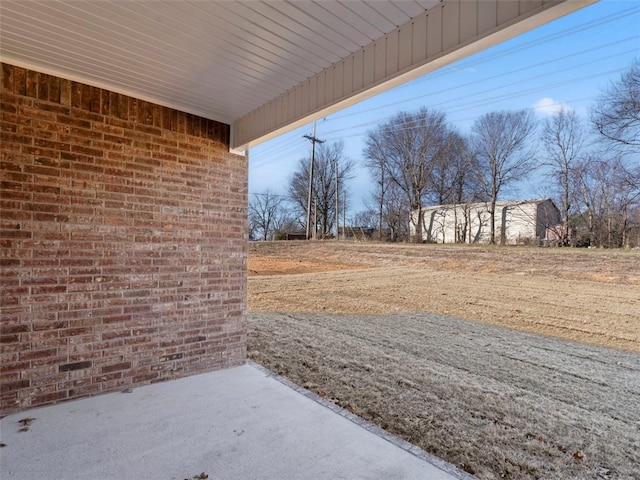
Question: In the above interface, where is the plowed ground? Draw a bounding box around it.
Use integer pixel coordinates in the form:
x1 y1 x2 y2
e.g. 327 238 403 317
247 241 640 480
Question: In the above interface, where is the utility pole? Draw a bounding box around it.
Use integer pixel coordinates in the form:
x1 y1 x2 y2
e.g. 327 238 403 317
313 199 317 239
342 189 346 240
304 122 324 240
334 158 339 240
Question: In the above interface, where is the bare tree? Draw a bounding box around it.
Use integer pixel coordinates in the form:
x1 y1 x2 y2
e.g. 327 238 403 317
248 190 287 241
591 60 640 150
351 209 376 229
363 108 456 242
471 110 538 244
428 131 478 205
541 108 584 245
383 182 411 241
585 60 640 247
364 182 411 242
289 141 354 238
363 129 391 239
271 215 300 240
575 155 640 247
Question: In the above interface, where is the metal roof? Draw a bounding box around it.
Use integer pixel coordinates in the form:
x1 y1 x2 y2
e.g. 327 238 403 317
0 0 596 151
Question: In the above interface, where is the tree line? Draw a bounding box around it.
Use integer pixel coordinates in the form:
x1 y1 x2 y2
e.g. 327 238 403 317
250 61 639 248
248 141 355 241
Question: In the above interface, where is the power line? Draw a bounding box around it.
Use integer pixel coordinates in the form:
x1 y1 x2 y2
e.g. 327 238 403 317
318 61 630 140
388 4 640 91
250 8 638 174
253 42 637 165
326 36 638 124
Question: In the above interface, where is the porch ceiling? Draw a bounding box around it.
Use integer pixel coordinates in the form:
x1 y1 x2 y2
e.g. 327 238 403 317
0 0 596 152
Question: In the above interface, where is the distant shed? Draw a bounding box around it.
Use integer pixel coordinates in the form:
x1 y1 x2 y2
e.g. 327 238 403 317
412 199 561 245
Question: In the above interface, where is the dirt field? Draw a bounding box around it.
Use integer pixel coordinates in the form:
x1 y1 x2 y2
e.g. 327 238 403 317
247 242 640 480
248 241 640 352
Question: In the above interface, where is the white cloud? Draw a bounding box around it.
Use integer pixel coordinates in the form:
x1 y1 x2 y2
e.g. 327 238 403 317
532 97 573 117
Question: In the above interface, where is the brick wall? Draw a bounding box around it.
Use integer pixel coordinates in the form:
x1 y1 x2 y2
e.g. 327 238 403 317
0 63 247 414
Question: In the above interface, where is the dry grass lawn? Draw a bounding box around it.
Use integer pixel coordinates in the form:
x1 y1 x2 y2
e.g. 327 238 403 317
247 241 640 480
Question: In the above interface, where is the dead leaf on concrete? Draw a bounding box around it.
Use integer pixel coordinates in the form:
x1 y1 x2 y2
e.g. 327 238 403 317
573 450 585 461
184 474 209 480
17 417 35 432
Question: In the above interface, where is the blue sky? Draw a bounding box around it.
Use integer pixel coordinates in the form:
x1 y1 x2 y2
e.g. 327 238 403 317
248 0 640 216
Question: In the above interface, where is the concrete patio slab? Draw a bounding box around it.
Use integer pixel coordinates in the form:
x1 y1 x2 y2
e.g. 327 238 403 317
1 361 474 480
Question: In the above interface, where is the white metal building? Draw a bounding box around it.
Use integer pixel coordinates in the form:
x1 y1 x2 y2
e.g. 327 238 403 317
413 199 562 244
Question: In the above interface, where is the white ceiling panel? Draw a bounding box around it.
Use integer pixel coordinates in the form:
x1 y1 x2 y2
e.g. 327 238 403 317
5 0 434 125
0 0 595 151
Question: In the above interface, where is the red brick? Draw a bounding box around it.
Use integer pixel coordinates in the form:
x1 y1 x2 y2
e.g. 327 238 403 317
1 334 20 344
130 371 155 383
101 362 131 374
0 361 29 374
73 108 104 122
1 324 30 335
68 384 102 398
20 348 58 361
3 379 30 391
32 390 68 405
11 66 26 95
1 63 13 92
56 114 91 129
0 63 246 415
30 355 67 369
20 105 56 121
48 76 61 103
80 83 91 111
31 372 68 388
60 79 71 105
59 360 92 372
34 100 69 115
94 371 123 382
37 73 49 100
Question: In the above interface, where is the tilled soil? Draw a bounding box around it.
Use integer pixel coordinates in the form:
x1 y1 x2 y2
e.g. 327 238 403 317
248 241 640 352
249 311 640 480
247 241 640 480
